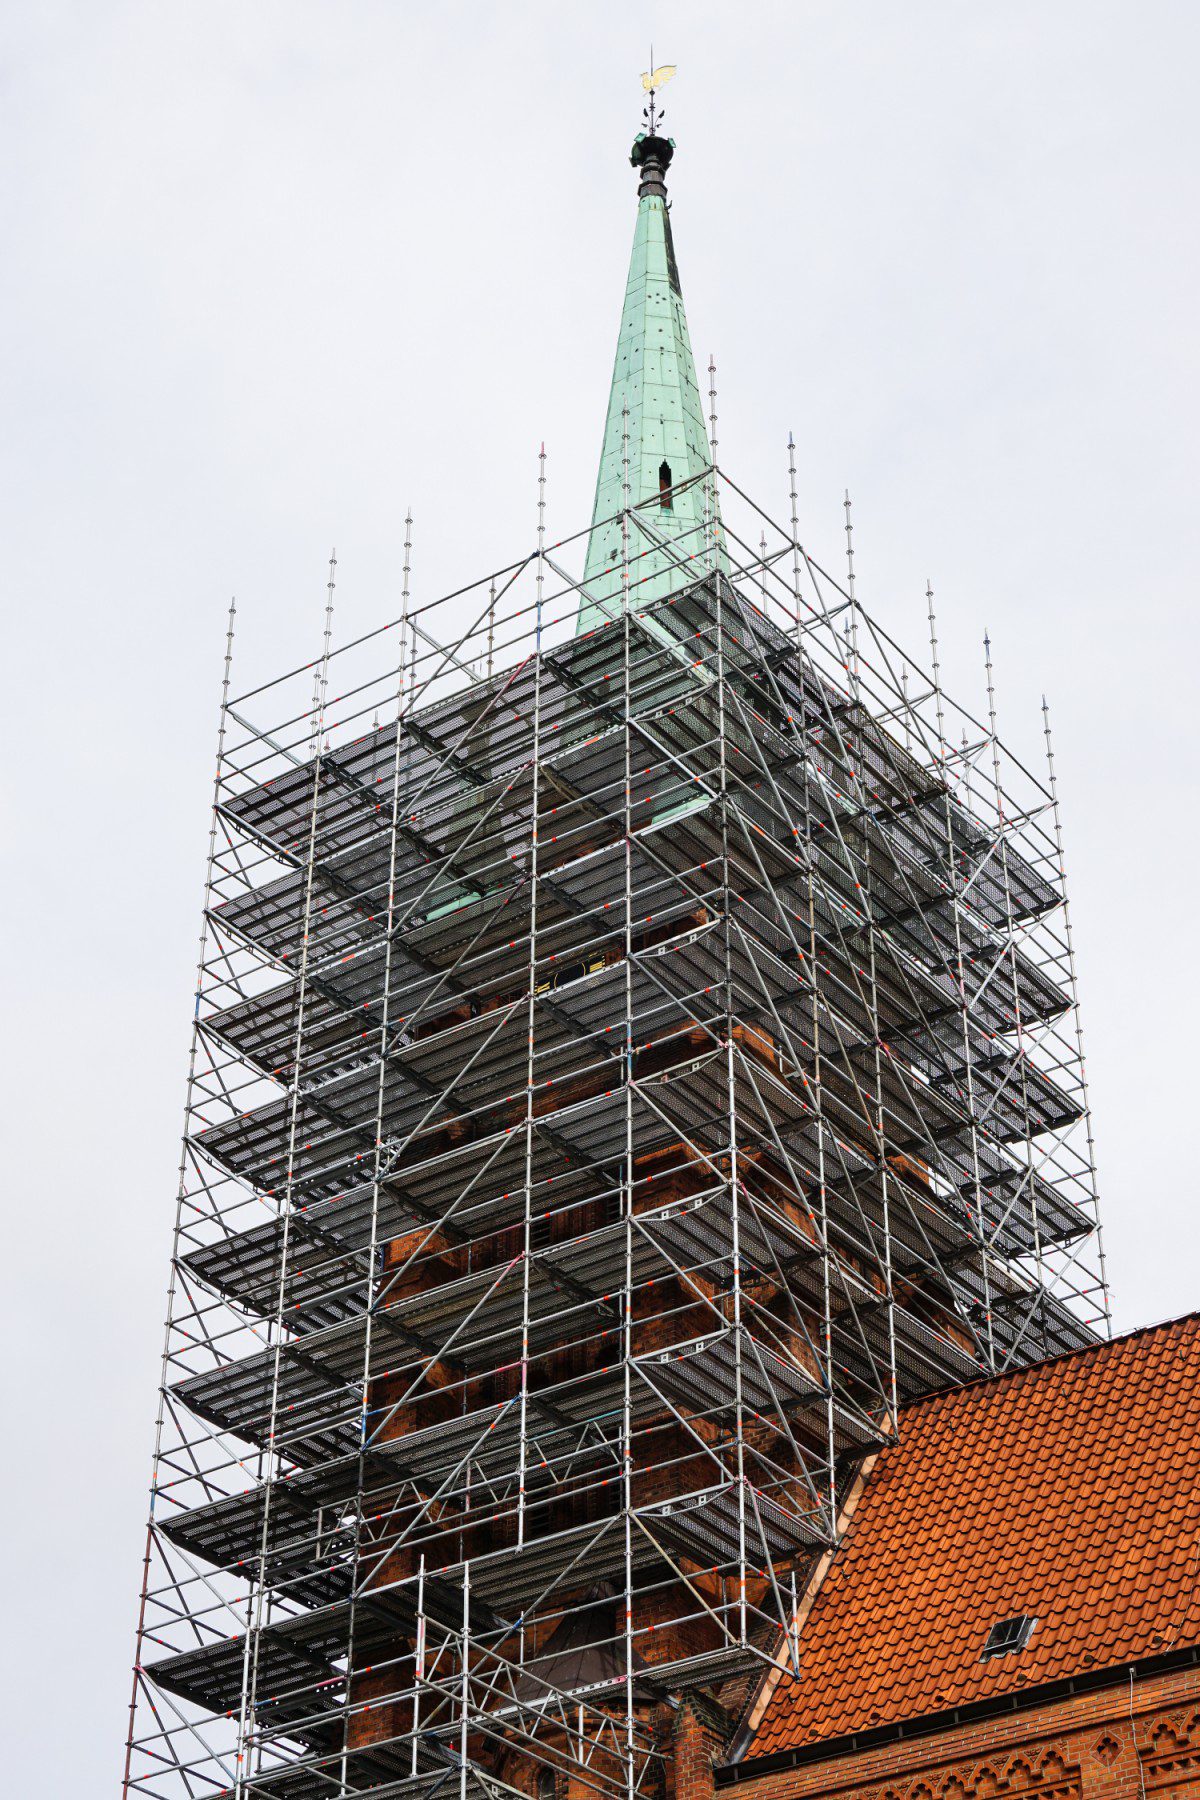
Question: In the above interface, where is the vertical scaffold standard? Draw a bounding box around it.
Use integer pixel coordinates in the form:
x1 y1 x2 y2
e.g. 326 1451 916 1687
123 464 1108 1800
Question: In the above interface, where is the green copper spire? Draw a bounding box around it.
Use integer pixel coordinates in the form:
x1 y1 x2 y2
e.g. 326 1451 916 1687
577 128 726 635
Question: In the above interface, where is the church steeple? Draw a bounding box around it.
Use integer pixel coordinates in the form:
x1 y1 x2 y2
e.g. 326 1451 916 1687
577 118 726 634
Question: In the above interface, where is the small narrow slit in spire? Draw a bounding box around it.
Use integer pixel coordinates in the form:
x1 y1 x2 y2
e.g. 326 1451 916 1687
659 460 673 510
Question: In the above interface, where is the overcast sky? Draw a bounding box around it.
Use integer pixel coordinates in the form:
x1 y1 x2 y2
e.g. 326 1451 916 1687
3 1 1198 1786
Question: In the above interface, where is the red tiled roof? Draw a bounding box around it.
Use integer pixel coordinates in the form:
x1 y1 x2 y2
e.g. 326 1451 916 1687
748 1313 1200 1758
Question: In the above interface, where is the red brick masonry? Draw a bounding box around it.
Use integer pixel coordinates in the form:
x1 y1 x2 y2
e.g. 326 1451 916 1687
725 1662 1200 1800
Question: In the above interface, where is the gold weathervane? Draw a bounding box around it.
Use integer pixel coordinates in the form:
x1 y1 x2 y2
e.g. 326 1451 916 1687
640 60 676 136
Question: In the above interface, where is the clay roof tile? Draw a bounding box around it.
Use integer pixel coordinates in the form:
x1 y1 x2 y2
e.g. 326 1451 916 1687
744 1313 1200 1759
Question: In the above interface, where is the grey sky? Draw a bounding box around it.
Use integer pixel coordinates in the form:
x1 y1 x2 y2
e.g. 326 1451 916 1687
3 1 1197 1785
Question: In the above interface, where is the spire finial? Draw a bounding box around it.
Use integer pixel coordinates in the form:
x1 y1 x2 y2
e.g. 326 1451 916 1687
640 55 676 135
633 60 677 197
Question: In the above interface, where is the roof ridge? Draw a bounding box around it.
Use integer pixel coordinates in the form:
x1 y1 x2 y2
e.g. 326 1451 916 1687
899 1307 1200 1418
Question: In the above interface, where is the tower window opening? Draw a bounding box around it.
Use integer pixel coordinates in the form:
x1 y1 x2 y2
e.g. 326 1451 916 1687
659 460 673 510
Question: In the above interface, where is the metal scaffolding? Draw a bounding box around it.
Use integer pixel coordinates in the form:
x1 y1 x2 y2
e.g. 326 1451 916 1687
123 458 1108 1800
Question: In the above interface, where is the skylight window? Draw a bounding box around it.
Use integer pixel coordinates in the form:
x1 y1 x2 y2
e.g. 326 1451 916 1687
981 1615 1037 1660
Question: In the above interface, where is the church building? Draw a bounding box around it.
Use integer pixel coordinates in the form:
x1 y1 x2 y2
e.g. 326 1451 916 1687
123 87 1152 1800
